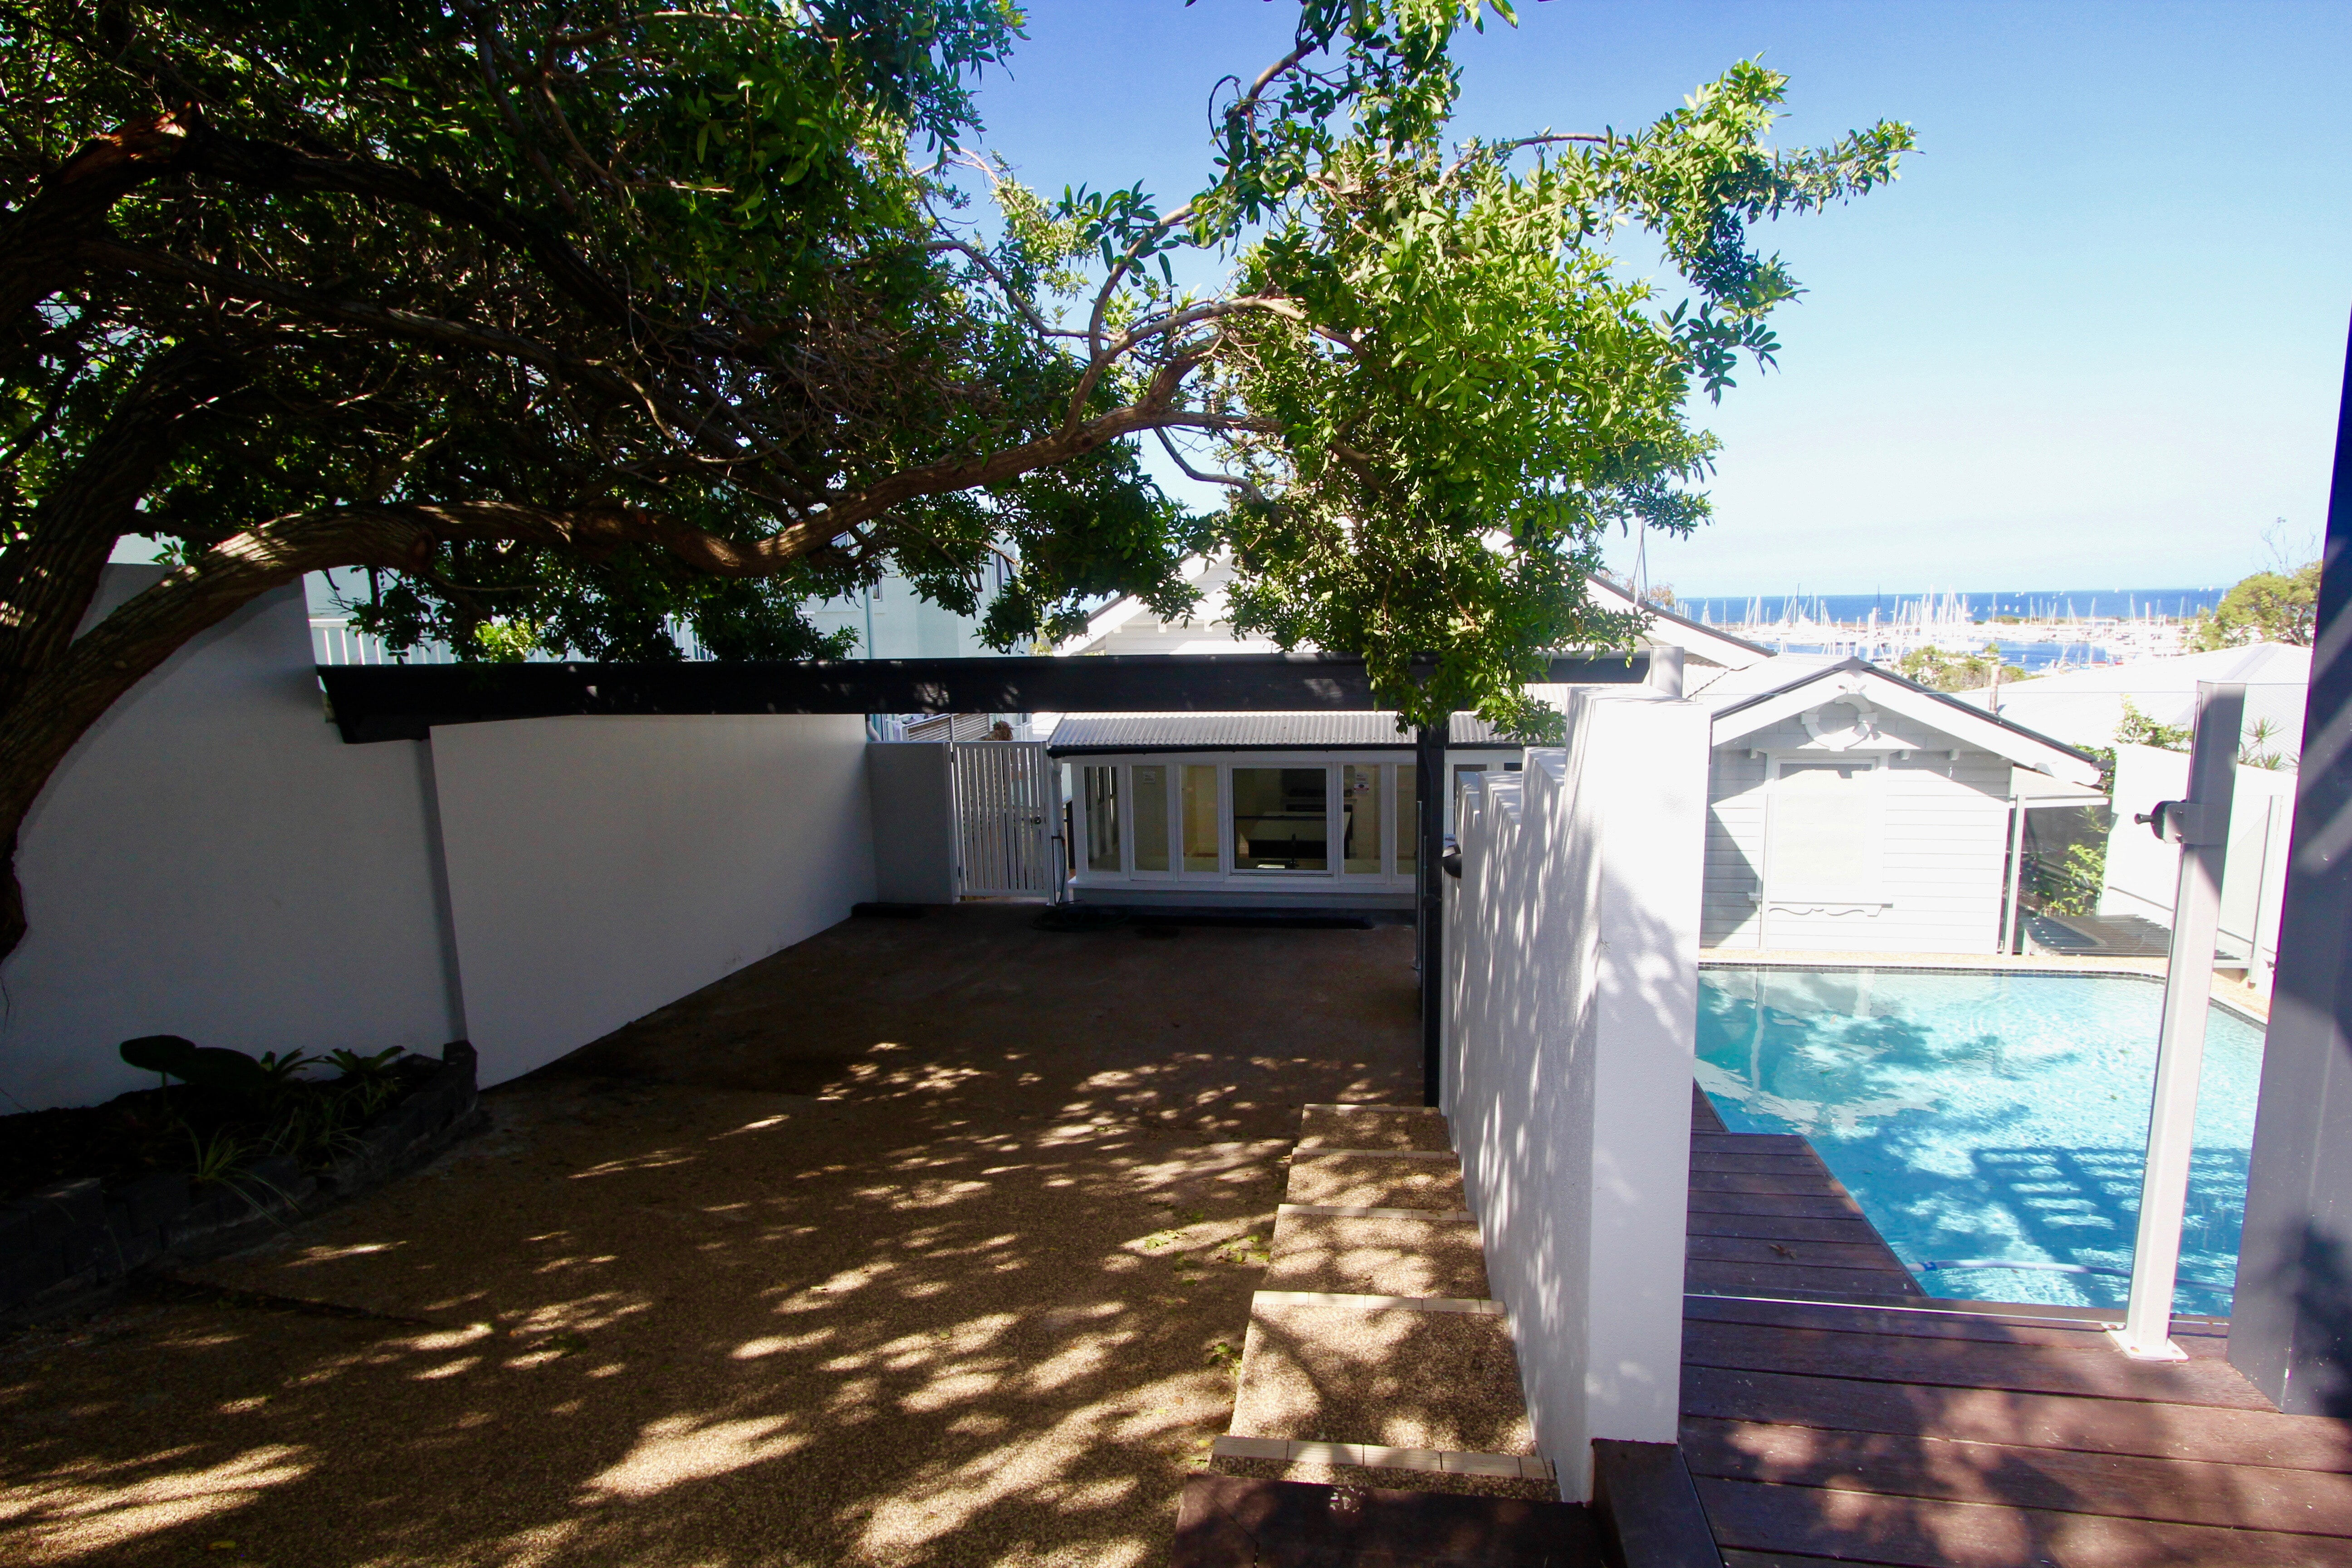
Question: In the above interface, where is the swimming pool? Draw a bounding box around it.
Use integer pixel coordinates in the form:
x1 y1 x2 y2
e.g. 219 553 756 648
1695 965 2266 1316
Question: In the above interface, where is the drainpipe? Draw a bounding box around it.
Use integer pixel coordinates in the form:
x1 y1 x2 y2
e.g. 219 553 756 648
1416 722 1447 1107
2112 680 2244 1360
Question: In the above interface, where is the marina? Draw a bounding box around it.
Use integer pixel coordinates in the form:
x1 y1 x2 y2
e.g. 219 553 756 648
1672 588 2228 671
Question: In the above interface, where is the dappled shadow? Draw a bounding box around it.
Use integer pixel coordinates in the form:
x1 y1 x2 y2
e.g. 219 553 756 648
1682 1318 2352 1561
0 907 1420 1567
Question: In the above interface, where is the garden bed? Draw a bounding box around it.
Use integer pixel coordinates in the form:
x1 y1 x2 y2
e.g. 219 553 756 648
0 1041 479 1320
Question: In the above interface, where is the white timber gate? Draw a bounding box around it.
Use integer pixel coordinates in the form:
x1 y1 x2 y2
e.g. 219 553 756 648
950 740 1062 897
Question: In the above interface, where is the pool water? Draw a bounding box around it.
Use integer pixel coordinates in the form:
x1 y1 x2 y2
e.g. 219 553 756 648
1695 966 2266 1316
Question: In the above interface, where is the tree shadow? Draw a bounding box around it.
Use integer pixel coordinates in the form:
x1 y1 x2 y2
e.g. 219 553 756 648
0 907 1422 1567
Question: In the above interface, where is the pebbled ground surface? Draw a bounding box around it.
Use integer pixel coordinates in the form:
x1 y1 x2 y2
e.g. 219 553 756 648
0 905 1419 1568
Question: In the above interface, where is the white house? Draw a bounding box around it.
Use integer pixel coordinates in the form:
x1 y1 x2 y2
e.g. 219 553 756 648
1040 559 1769 911
1697 656 2102 953
1950 642 2310 757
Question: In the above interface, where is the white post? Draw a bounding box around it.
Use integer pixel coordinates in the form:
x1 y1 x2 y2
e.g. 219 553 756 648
2001 796 2027 954
2111 681 2244 1360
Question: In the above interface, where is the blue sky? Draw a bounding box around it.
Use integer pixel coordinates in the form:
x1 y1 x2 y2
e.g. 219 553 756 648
961 0 2352 597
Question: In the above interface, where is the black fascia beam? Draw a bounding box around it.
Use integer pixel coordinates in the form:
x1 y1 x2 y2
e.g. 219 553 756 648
318 651 1652 744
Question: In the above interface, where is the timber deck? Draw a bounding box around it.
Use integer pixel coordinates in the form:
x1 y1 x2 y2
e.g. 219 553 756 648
1682 1082 2352 1566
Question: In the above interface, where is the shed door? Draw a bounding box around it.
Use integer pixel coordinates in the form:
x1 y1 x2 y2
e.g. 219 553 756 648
951 741 1060 897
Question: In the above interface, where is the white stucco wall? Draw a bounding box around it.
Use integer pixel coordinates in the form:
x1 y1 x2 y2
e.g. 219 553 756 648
1443 688 1707 1501
0 568 459 1112
429 714 876 1087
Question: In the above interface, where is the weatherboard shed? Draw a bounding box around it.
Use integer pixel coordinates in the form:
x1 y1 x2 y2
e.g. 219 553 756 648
1698 656 2103 953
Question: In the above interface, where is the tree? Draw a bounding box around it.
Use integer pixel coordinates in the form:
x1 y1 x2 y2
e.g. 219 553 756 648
1894 644 2022 692
2186 555 2320 650
1 0 1911 962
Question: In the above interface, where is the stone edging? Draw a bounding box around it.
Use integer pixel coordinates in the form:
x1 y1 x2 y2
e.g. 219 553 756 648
0 1040 480 1323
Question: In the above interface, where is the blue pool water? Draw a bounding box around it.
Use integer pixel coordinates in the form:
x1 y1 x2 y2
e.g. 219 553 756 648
1695 967 2266 1316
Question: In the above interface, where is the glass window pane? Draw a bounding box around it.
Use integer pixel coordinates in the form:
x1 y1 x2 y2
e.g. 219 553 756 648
1396 764 1418 873
1232 767 1328 871
1182 765 1220 872
1133 764 1171 872
1083 765 1121 873
1343 764 1383 874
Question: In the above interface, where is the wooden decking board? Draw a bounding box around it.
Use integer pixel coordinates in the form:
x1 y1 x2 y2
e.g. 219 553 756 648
1682 1295 2234 1360
1684 1319 2278 1409
1683 1366 2352 1475
1688 1236 1932 1271
1687 1261 1930 1301
1693 1475 2337 1568
1677 1076 2352 1563
1688 1191 1875 1222
1685 1212 1893 1245
1680 1415 2352 1536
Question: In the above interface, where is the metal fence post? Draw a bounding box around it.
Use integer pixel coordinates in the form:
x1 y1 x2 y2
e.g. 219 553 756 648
1417 723 1446 1108
2112 680 2244 1359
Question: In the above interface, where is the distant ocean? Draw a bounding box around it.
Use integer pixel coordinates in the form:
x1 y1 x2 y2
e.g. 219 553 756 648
1674 588 2228 626
1674 587 2230 674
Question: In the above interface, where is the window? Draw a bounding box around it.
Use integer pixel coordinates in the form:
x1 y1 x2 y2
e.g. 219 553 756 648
1133 764 1171 873
1232 767 1329 871
1083 765 1121 874
1343 764 1383 873
1395 764 1418 873
1767 759 1882 898
1182 765 1220 872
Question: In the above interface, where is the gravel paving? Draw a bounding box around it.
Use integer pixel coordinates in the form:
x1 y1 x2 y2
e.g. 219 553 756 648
0 906 1418 1568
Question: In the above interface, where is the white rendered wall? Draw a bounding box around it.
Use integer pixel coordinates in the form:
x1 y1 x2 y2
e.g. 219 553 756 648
1702 714 2012 953
1444 688 1707 1501
429 714 875 1087
1 568 458 1112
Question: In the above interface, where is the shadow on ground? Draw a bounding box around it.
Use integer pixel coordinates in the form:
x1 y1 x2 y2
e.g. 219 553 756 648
0 906 1418 1567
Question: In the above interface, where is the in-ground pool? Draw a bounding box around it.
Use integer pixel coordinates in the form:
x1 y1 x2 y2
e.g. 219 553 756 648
1695 966 2266 1316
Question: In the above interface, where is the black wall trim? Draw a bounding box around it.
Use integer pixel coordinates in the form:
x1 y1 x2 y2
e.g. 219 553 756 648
318 652 1652 743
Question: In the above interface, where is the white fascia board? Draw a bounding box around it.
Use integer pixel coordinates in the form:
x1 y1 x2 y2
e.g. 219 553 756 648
1712 667 2102 785
1585 576 1771 670
1055 555 1215 655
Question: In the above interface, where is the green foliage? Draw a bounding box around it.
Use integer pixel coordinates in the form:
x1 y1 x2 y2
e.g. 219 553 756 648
2038 840 2107 918
2115 697 2190 752
2187 558 2320 650
7 1 1911 739
1190 41 1912 727
1893 645 2023 692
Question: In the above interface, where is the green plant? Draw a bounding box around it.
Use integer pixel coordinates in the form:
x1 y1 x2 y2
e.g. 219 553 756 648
2039 841 2107 917
2114 698 2191 752
186 1126 247 1187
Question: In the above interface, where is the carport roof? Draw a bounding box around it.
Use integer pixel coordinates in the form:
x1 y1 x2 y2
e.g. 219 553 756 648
1046 711 1515 753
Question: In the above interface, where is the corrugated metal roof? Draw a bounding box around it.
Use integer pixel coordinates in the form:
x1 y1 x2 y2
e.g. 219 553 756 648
1046 711 1511 752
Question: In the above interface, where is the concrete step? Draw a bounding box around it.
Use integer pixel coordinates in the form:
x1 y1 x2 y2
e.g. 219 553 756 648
1285 1151 1466 1212
1207 1436 1558 1502
1298 1102 1454 1153
1268 1209 1490 1299
1231 1294 1535 1456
